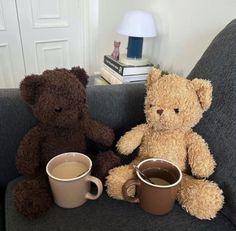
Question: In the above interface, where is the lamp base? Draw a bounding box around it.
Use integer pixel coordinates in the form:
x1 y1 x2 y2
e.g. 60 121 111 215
119 54 149 66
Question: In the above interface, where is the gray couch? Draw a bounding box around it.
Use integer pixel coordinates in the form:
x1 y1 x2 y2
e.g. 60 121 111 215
0 19 236 231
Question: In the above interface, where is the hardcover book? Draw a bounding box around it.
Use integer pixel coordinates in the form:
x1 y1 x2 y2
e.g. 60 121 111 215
104 55 153 76
103 64 148 82
100 68 145 85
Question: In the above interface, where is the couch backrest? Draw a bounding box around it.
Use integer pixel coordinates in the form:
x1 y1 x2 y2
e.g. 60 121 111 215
188 19 236 225
0 84 146 192
0 89 37 193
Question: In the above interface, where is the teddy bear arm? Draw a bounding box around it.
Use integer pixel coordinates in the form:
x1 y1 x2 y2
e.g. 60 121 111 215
16 127 42 177
85 118 115 147
186 132 216 178
116 124 147 155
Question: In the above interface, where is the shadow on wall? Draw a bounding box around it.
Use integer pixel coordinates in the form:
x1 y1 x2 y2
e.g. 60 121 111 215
172 29 222 76
150 27 226 77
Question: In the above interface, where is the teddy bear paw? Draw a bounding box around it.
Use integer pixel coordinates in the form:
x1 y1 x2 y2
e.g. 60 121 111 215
106 165 135 200
178 179 224 220
93 151 121 183
14 178 52 218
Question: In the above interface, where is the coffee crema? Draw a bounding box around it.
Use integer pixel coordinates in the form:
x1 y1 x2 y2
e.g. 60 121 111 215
51 161 88 179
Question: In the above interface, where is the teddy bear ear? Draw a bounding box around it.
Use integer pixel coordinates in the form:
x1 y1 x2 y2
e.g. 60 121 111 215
146 67 162 87
191 78 213 111
70 66 89 87
20 74 43 105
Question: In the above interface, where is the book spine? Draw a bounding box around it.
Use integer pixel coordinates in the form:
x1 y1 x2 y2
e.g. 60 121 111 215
100 68 122 84
123 66 152 76
103 64 148 81
104 56 124 75
104 55 153 76
103 64 123 81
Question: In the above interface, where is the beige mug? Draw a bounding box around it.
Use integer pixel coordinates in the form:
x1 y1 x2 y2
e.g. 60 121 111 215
46 152 103 208
122 158 182 215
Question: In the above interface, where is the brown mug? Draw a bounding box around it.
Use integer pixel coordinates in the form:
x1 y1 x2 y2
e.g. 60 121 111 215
122 158 182 215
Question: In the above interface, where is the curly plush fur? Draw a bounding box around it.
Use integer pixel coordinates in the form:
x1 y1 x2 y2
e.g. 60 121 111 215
14 67 120 218
106 68 224 220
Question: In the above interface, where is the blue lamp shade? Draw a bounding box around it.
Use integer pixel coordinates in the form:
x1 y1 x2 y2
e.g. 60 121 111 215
117 10 157 59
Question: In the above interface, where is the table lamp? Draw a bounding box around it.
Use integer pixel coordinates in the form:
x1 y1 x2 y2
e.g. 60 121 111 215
117 10 157 65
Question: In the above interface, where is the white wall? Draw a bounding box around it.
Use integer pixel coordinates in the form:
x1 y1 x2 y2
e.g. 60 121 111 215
97 0 236 76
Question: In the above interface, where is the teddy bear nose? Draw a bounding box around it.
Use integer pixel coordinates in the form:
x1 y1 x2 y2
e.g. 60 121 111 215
54 107 62 113
157 109 164 115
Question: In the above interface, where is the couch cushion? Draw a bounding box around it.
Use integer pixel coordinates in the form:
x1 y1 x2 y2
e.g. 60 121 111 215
5 178 235 231
87 83 146 164
188 19 236 225
87 83 146 137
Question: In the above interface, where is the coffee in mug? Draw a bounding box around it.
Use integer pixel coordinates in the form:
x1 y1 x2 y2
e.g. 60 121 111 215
51 161 88 179
142 168 175 186
46 152 103 208
122 158 182 215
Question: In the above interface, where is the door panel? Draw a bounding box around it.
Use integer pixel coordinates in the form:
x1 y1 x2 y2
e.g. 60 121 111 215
31 0 68 28
17 0 86 74
35 39 70 71
0 0 25 88
0 43 14 87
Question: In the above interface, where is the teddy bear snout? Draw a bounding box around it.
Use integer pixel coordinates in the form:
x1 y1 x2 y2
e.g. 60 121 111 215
158 109 181 129
54 107 62 113
157 109 164 115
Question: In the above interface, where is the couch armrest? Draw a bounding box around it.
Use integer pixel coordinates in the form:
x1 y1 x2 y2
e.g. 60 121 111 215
188 19 236 225
0 89 37 193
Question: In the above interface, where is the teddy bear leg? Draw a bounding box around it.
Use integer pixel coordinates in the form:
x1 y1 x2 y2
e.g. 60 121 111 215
106 165 135 200
14 173 53 218
177 174 224 220
92 150 121 183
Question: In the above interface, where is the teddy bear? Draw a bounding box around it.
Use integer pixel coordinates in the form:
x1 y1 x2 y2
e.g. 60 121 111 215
14 67 120 218
106 68 224 220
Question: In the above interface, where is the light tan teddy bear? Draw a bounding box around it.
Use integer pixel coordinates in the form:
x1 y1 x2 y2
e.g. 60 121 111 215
106 68 224 220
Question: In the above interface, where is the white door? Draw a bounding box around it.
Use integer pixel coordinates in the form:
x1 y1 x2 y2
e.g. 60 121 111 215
0 0 25 88
16 0 92 75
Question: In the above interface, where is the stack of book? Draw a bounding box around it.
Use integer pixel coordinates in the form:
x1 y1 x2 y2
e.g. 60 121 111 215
100 55 154 84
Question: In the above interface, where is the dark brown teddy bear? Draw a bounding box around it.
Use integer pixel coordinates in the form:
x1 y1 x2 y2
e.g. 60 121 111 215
14 67 120 218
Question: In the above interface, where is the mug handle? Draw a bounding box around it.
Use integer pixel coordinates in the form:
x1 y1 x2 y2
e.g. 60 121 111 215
85 175 103 200
122 179 140 203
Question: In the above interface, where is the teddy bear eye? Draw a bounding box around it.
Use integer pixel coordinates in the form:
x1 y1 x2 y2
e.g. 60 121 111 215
174 108 179 113
149 104 154 108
